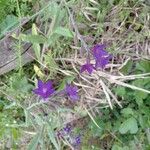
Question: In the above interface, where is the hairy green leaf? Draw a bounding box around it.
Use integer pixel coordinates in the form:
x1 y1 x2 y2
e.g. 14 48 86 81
20 34 47 44
119 117 138 134
54 27 73 38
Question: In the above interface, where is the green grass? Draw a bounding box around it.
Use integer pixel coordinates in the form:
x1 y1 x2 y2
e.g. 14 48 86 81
0 0 150 149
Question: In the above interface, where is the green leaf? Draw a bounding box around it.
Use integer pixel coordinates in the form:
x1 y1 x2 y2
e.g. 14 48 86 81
121 108 134 116
132 78 150 105
44 52 58 76
11 128 20 140
57 76 75 91
119 117 138 134
54 27 73 38
138 114 148 129
27 132 41 150
20 34 47 44
120 60 133 75
57 80 66 91
32 23 41 61
112 145 130 150
64 75 75 84
114 86 126 97
134 91 147 105
88 117 104 136
10 75 33 93
136 60 150 73
146 129 150 144
47 123 60 150
0 15 18 38
44 2 66 30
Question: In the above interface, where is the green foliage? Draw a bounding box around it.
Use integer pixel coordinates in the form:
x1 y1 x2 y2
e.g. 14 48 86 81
0 97 23 148
47 123 60 150
87 101 150 148
136 60 150 73
20 34 47 44
0 0 35 20
119 117 138 134
112 145 130 150
9 73 33 95
32 23 41 61
58 76 75 91
0 0 36 38
54 27 74 38
88 117 104 137
86 59 150 149
0 15 18 38
0 0 150 149
116 60 150 107
27 129 43 150
0 0 15 22
39 1 73 48
120 60 133 75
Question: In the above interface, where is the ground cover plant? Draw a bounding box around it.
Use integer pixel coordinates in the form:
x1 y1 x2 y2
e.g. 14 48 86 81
0 0 150 149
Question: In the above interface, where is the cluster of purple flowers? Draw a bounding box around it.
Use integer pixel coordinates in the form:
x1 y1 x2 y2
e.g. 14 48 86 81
80 44 112 74
33 79 78 100
32 44 110 147
57 124 81 147
33 44 112 99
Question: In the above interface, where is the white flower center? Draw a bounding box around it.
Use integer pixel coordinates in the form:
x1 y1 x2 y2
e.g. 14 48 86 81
43 88 47 93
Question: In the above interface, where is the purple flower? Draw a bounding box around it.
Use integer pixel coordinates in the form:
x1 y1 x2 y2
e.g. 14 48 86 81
33 79 55 99
65 84 79 101
92 44 106 58
63 124 72 134
80 62 95 74
92 44 112 69
74 135 81 145
95 56 112 69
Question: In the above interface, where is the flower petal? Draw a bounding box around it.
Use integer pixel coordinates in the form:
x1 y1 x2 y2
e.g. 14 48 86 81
37 79 44 89
80 63 94 74
33 88 46 98
70 94 79 101
66 84 79 101
95 57 110 69
74 135 81 145
92 44 106 58
41 81 51 91
45 88 55 98
45 80 53 89
33 79 55 99
80 65 87 73
87 64 94 74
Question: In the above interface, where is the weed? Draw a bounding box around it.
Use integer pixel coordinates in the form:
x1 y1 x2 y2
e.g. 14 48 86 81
0 0 150 149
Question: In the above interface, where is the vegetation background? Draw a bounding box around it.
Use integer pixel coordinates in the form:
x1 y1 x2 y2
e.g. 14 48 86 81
0 0 150 149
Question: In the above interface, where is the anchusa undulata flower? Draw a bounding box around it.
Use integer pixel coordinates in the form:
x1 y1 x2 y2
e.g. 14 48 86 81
57 125 82 147
33 79 79 101
57 124 72 138
80 44 112 74
63 124 72 134
65 84 79 101
33 79 55 99
74 135 81 145
92 44 112 69
80 62 95 74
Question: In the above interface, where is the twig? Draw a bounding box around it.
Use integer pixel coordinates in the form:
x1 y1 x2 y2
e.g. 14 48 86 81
100 80 113 109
